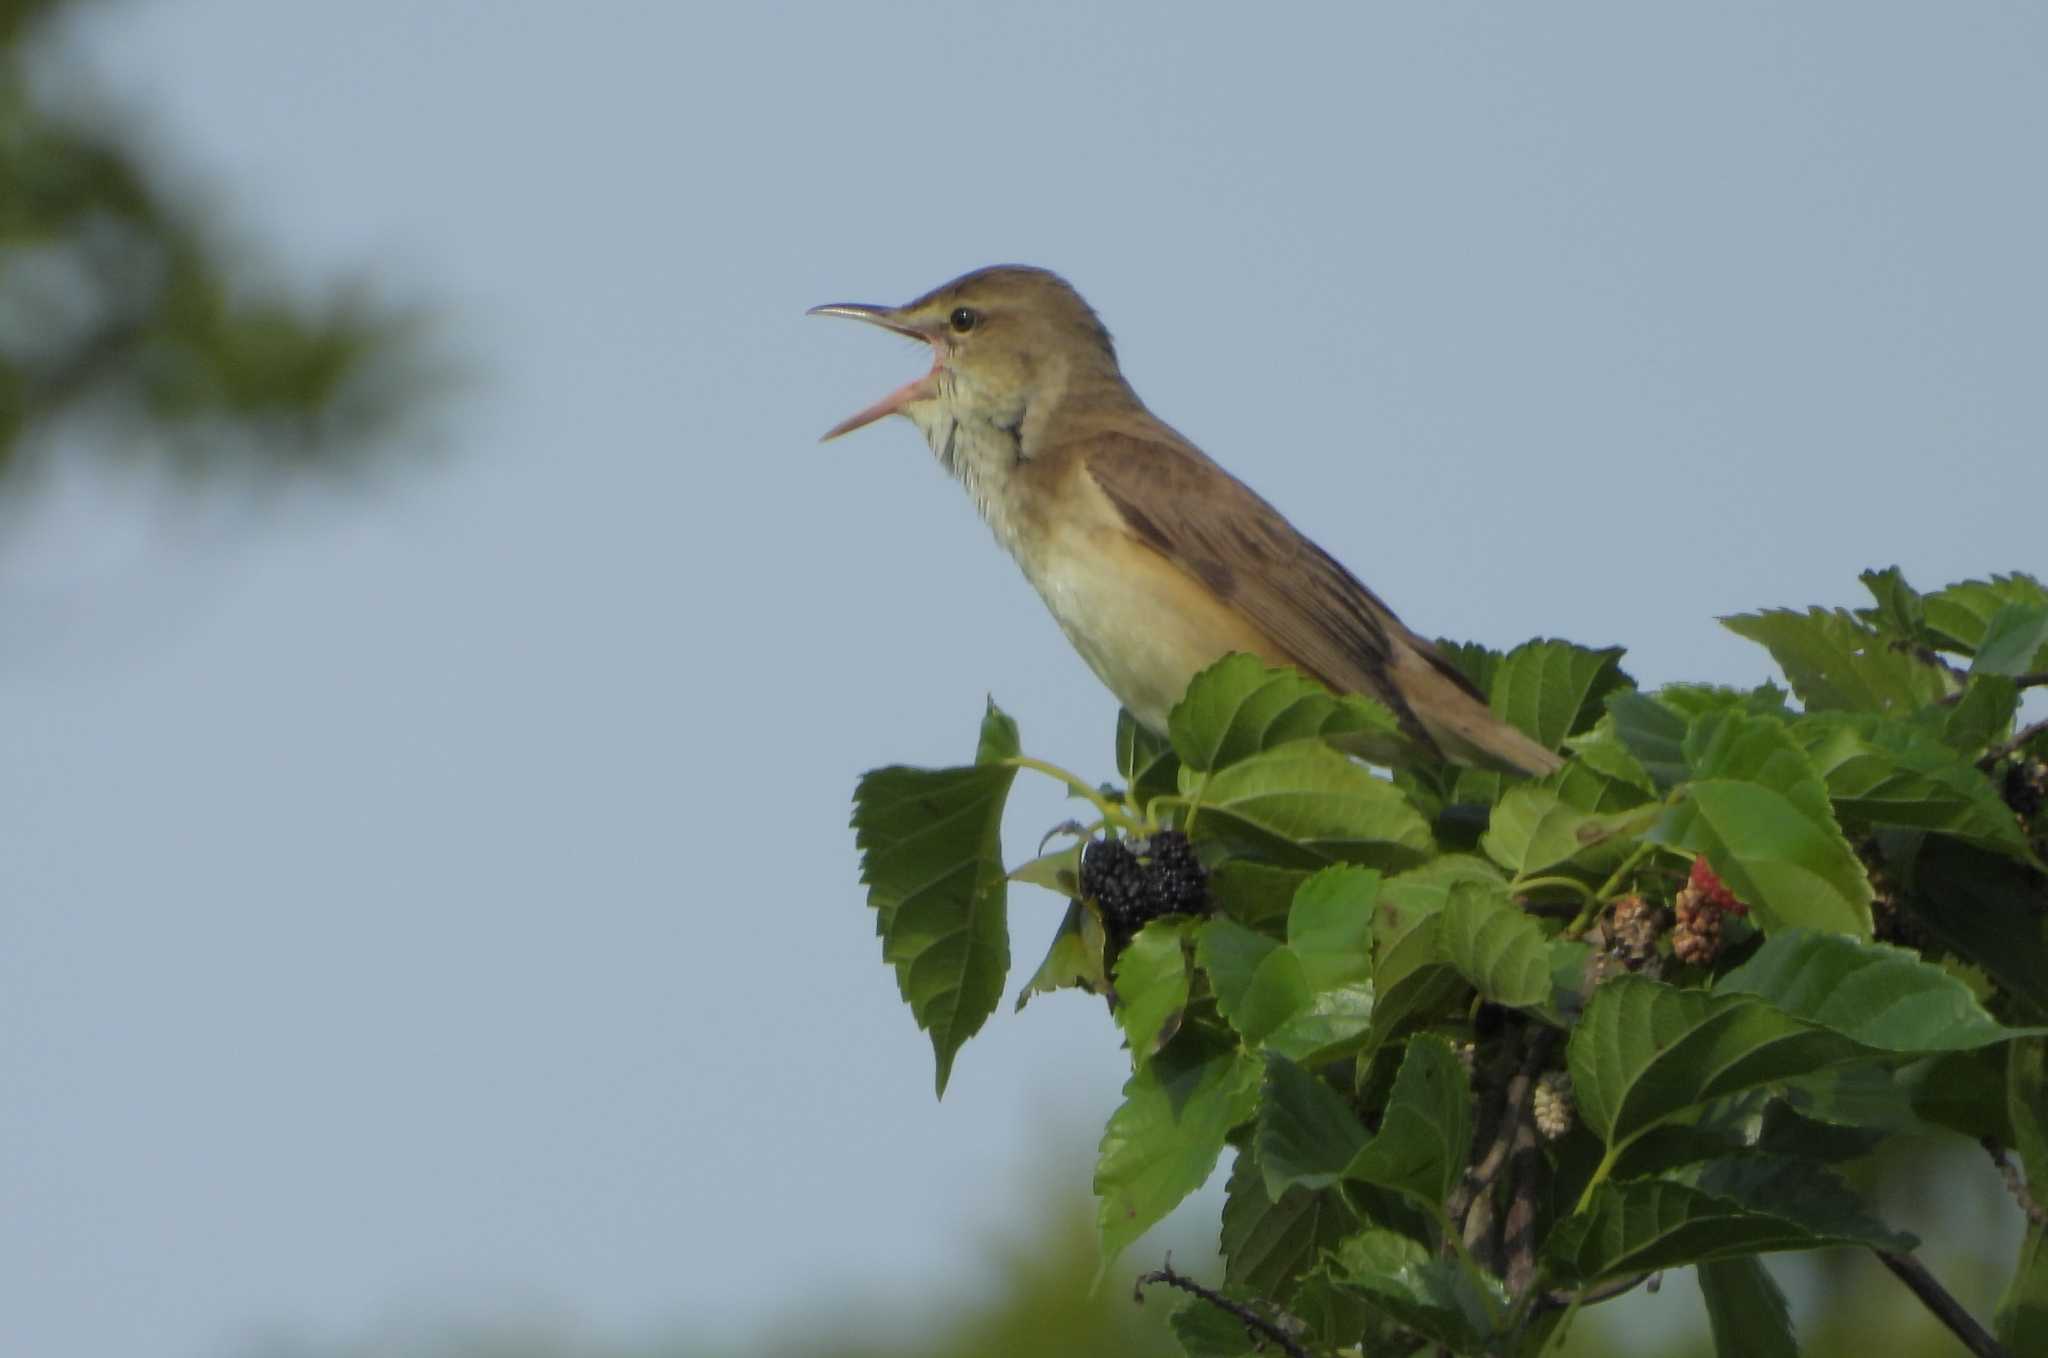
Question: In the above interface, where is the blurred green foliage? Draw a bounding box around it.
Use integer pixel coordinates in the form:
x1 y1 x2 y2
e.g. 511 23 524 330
0 0 432 487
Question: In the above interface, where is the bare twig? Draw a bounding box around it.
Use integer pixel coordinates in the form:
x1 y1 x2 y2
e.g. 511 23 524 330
1985 1137 2048 1227
1134 1254 1312 1358
1979 716 2048 772
1874 1250 2011 1358
1938 670 2048 707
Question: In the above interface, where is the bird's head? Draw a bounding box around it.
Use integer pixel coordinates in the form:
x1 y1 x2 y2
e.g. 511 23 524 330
810 265 1122 444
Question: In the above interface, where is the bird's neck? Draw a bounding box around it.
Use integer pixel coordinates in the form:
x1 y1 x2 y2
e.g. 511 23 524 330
908 362 1137 559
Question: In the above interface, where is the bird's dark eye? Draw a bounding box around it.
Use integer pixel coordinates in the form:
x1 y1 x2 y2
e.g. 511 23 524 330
949 307 979 334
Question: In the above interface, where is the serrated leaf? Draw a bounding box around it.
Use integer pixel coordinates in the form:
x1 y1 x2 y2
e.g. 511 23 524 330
1014 899 1107 1012
1114 920 1195 1066
1481 784 1650 879
1723 608 1952 712
1220 1147 1358 1297
1651 710 1873 936
1169 654 1404 773
1924 573 2048 655
1095 1030 1262 1270
1259 1055 1370 1198
1434 638 1504 697
1185 739 1434 869
1488 639 1632 749
1607 691 1690 791
1859 566 1927 642
851 701 1022 1097
1200 918 1309 1046
1975 602 2048 677
1327 1229 1506 1349
1564 714 1658 796
1438 879 1552 1007
1567 977 1877 1151
1285 865 1378 991
1343 1035 1473 1207
1699 1256 1797 1358
1795 711 2031 856
1716 929 2040 1052
1548 1160 1912 1282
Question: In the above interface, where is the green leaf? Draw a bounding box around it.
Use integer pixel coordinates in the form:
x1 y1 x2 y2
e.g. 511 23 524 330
1206 860 1308 928
1698 1257 1798 1358
1899 837 2048 1023
1168 654 1404 773
1716 929 2040 1051
1360 860 1494 1055
1007 840 1080 897
1167 1294 1264 1358
1117 707 1183 812
1564 714 1658 796
1014 900 1107 1012
976 696 1021 762
1489 639 1632 749
1434 638 1504 697
1999 1227 2048 1356
1114 920 1195 1066
1567 977 1876 1151
1975 602 2048 677
1940 674 2023 755
1258 1055 1370 1198
1095 1029 1262 1270
851 701 1022 1097
1795 711 2031 856
1285 866 1378 991
1548 1160 1912 1282
1651 709 1873 936
1722 607 1951 712
1327 1229 1506 1350
1220 1146 1360 1297
1185 739 1434 869
2003 1039 2048 1351
1924 573 2048 655
1438 879 1552 1008
1199 918 1308 1047
1344 1035 1473 1208
1607 691 1691 791
1481 783 1649 878
1859 565 1927 642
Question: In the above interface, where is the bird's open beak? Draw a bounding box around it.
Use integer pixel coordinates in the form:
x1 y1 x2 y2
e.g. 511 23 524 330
808 302 943 441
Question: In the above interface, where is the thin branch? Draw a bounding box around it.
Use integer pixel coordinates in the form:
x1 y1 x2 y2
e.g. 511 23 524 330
1874 1250 2011 1358
1937 670 2048 707
1539 1271 1659 1312
1501 1034 1556 1300
1134 1254 1312 1358
1979 716 2048 772
1985 1137 2048 1227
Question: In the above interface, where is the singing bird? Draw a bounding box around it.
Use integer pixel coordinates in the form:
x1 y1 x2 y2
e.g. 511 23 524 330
811 266 1562 779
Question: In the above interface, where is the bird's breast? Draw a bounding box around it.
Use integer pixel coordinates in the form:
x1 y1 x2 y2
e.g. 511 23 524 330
1008 472 1282 733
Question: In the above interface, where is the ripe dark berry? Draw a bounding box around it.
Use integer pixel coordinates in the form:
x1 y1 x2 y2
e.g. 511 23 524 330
1079 831 1209 943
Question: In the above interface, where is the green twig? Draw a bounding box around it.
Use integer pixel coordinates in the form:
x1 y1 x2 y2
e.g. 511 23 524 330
1004 756 1141 833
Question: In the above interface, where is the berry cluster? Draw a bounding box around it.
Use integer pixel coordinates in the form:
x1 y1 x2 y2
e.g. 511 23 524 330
1672 859 1746 965
1608 893 1664 963
1532 1071 1575 1141
1080 831 1208 940
2005 757 2046 824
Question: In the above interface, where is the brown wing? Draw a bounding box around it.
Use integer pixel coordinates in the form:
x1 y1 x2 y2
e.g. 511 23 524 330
1078 429 1488 743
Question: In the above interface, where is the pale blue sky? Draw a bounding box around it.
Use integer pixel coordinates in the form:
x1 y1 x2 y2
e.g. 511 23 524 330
2 4 2043 1355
